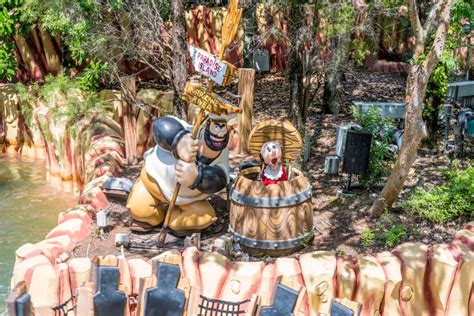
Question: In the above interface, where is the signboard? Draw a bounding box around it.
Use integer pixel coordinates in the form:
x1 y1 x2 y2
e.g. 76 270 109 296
189 45 228 85
183 82 241 114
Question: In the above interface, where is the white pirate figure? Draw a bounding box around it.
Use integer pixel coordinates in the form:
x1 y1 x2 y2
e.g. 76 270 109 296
127 114 229 233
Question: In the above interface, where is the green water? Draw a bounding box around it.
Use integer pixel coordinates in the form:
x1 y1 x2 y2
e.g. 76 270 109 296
0 154 76 312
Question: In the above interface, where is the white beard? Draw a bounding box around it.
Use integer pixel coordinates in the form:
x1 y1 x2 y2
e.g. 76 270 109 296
263 164 283 180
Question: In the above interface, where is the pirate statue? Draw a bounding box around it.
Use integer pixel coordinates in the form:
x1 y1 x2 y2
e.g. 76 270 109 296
127 114 229 234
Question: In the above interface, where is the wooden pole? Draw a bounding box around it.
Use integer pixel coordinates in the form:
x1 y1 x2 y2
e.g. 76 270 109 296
238 68 255 154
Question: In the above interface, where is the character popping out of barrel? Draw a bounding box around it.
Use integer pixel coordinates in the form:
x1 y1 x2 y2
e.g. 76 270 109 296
127 114 229 234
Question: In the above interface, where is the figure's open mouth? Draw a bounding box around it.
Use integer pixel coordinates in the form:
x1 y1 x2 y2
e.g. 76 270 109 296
271 158 278 165
210 135 225 147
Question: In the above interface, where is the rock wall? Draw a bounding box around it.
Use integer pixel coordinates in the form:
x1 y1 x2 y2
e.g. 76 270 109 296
0 83 173 195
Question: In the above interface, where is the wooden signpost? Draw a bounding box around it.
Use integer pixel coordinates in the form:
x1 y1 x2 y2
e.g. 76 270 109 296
183 82 241 115
157 0 243 245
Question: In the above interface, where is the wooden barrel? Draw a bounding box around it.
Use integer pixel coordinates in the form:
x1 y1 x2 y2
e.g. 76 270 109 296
229 169 313 256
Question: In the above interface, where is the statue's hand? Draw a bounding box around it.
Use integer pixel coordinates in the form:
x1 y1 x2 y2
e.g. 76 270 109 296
176 133 199 162
175 159 198 187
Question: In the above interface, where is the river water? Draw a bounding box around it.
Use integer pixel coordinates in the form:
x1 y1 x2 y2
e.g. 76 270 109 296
0 154 76 312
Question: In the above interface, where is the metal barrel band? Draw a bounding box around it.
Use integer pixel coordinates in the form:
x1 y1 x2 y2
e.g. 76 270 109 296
229 226 312 250
230 186 312 208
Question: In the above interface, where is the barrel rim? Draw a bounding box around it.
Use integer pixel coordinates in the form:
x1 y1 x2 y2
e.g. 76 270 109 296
230 185 312 208
229 226 314 250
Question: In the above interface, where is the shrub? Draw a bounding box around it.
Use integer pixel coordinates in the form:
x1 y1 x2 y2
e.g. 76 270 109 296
351 106 396 190
403 166 474 223
360 228 376 248
360 213 408 250
378 224 407 248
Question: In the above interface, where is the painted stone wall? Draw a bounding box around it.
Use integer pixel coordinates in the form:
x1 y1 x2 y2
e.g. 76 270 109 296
0 83 173 195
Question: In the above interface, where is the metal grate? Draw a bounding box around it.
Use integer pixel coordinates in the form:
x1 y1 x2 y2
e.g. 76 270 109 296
198 295 249 315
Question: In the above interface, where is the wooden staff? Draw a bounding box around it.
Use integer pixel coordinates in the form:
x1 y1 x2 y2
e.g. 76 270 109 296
157 0 243 245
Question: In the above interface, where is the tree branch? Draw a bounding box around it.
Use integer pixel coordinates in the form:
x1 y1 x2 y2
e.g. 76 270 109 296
406 0 424 58
423 0 442 37
424 0 453 74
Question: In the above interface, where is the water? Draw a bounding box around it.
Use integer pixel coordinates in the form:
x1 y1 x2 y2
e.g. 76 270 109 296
0 155 76 312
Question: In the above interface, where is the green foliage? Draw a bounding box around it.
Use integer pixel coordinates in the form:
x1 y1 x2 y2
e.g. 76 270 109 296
16 82 38 126
360 213 408 250
380 0 404 8
298 230 315 248
450 0 474 37
423 52 457 119
360 228 376 248
0 0 24 80
0 41 16 80
78 61 109 91
403 166 474 223
350 38 371 67
378 224 407 248
351 106 396 190
39 74 102 126
321 1 355 38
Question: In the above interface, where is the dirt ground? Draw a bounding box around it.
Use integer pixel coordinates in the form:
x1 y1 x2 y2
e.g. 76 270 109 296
74 68 473 261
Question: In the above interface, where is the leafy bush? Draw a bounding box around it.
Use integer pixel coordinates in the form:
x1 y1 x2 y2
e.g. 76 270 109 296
351 106 396 190
78 61 109 91
360 228 376 248
0 41 17 80
360 213 408 250
16 82 39 126
403 166 474 223
378 224 407 248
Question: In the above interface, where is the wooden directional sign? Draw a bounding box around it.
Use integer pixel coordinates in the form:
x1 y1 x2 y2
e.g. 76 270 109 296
189 45 235 86
183 82 241 115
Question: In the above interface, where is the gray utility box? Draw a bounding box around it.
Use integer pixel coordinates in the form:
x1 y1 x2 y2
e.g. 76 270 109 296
353 102 405 119
324 155 340 175
447 81 474 98
336 125 361 158
253 49 270 72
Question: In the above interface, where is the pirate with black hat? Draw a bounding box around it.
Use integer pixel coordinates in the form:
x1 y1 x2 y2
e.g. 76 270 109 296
127 114 229 234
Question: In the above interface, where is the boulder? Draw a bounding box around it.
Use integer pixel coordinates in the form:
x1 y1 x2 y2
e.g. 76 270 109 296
392 242 429 316
45 218 89 242
336 256 356 300
355 254 385 316
28 264 59 310
199 251 231 298
128 258 152 296
426 243 459 315
68 258 92 293
376 251 403 315
182 247 202 289
300 251 336 315
220 261 264 302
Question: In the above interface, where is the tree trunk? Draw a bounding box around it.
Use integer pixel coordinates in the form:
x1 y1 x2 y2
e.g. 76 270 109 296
287 5 304 130
370 67 428 215
370 0 453 216
172 0 188 120
424 95 441 148
322 35 350 114
243 4 257 68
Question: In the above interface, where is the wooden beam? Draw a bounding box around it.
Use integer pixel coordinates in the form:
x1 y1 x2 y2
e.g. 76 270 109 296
238 68 255 154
